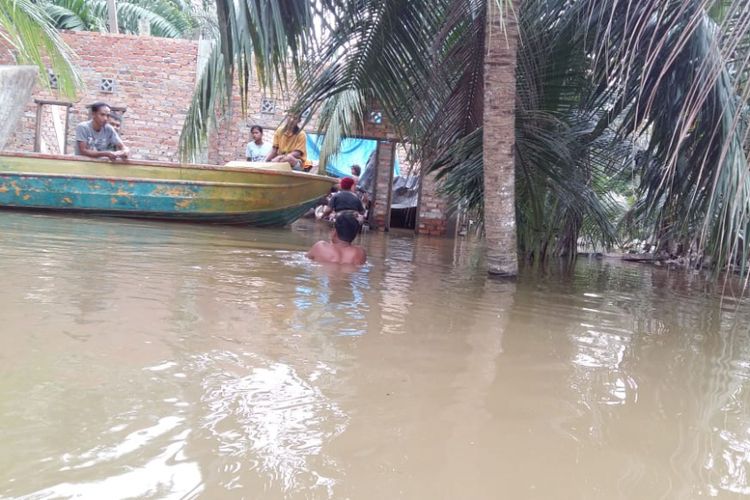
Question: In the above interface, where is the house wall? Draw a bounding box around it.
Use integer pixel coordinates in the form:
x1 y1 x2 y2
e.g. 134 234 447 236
2 31 199 162
371 141 395 230
0 31 453 235
418 172 452 236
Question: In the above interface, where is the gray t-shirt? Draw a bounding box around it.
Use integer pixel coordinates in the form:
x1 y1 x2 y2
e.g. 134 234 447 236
74 120 123 154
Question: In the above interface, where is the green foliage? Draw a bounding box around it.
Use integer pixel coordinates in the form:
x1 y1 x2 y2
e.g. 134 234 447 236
577 1 750 273
435 0 750 267
45 0 208 38
179 0 319 159
182 0 750 273
314 89 367 169
0 0 82 97
179 41 227 162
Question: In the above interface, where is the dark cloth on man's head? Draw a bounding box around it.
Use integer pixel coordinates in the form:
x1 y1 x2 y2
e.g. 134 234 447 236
335 212 360 243
329 191 364 214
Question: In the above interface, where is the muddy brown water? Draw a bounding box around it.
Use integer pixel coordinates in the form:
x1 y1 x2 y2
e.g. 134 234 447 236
2 212 750 499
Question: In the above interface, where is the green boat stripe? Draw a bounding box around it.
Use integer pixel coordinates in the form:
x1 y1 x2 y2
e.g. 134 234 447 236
0 171 323 189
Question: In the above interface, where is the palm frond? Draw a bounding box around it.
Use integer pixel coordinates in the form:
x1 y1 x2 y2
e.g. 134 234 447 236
179 0 319 159
294 0 448 139
114 1 193 38
46 0 96 31
184 0 750 275
0 0 82 97
46 0 204 37
434 128 485 221
315 88 368 172
179 42 227 162
575 0 750 271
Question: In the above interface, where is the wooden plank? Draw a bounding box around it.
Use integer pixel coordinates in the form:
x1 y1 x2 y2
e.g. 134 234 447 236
33 99 73 108
33 104 43 152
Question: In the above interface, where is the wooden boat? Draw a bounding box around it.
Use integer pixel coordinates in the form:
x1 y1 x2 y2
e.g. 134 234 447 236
0 153 335 226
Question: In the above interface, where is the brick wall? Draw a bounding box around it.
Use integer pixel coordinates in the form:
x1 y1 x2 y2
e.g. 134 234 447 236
4 31 199 162
417 171 451 236
207 88 396 166
371 141 395 230
0 31 454 235
206 85 324 165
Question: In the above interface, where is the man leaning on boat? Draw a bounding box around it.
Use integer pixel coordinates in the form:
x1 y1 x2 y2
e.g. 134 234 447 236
75 102 130 161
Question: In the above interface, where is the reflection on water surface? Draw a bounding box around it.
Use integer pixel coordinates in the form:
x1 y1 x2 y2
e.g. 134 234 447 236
1 213 750 499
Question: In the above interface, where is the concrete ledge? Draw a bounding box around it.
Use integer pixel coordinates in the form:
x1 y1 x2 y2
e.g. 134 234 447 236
0 66 37 150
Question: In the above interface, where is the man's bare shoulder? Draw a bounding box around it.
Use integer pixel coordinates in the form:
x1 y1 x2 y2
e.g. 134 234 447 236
306 241 366 265
307 240 335 262
341 245 367 265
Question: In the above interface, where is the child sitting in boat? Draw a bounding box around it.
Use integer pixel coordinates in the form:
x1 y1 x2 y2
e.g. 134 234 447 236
307 211 367 265
246 124 272 162
75 102 129 161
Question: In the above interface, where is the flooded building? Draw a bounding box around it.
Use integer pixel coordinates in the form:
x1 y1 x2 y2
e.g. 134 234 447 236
0 31 453 236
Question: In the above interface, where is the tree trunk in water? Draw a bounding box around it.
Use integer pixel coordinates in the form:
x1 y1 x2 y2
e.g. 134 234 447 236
483 0 519 277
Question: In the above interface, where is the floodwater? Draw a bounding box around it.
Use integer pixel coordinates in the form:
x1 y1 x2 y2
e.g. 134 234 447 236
2 213 750 500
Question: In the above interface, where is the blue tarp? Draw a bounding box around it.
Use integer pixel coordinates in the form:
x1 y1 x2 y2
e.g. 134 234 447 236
306 133 400 178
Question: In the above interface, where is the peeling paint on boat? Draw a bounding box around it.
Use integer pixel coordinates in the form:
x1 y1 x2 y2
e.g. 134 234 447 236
0 153 335 226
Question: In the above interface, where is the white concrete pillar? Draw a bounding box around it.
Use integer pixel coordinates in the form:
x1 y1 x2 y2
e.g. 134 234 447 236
0 66 37 151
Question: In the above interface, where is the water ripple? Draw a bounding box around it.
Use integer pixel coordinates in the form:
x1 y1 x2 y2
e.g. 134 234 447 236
195 351 347 496
3 214 750 499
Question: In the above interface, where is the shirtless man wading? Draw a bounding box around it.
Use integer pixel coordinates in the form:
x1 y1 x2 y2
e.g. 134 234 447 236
307 211 367 265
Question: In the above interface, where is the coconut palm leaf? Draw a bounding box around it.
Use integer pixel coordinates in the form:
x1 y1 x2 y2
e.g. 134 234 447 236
572 0 750 271
178 42 227 162
46 0 203 38
215 0 317 93
178 0 319 157
184 0 750 275
314 88 368 171
46 0 105 31
114 1 195 37
294 0 446 130
0 0 82 97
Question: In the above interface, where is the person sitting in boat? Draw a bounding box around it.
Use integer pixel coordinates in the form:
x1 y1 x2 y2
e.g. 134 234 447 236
108 112 122 133
343 164 370 215
266 113 307 171
315 185 339 221
245 124 272 162
307 211 367 265
350 164 361 185
75 102 129 161
106 112 123 152
324 177 365 222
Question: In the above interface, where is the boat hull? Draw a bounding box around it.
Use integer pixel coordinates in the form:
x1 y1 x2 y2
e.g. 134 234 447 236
0 154 334 226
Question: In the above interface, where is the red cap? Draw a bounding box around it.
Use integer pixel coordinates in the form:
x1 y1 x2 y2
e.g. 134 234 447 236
340 177 355 190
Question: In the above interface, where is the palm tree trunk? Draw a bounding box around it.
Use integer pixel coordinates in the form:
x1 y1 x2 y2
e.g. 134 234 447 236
482 0 519 277
107 0 119 33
